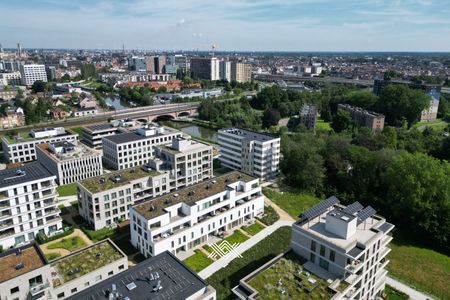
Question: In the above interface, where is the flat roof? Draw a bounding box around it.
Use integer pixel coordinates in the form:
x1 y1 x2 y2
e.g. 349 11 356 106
79 165 161 194
84 123 116 132
0 162 54 189
67 251 209 300
36 142 100 162
3 129 77 145
219 127 279 142
134 171 256 220
0 243 47 283
103 126 179 144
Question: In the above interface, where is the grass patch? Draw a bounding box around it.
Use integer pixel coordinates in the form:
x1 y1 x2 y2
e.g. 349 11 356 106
242 222 265 236
259 205 280 226
225 230 249 245
45 252 62 261
182 250 213 272
70 127 84 138
207 226 291 300
387 230 450 300
385 285 409 300
56 183 78 197
262 188 321 219
316 119 332 131
81 226 118 242
112 235 138 255
47 236 87 251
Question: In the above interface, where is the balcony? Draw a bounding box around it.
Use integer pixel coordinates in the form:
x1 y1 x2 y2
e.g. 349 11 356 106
45 216 62 224
0 191 8 200
0 200 9 208
0 228 15 239
0 210 13 220
0 219 14 229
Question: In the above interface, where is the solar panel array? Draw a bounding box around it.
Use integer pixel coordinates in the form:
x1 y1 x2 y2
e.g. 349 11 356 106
343 201 363 215
357 206 376 225
301 196 339 220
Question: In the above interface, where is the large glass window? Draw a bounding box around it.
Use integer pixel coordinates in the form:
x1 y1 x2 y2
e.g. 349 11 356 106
319 258 329 271
320 245 326 256
311 240 316 252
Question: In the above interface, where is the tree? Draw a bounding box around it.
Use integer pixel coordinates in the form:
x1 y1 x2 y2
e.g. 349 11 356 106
60 74 71 82
341 91 378 110
262 108 280 128
32 80 47 93
157 86 167 93
331 110 351 133
81 64 96 80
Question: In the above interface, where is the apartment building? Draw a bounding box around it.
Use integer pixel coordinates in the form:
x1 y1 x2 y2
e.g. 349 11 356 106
19 64 48 86
36 141 103 185
130 171 264 258
299 104 318 129
102 125 182 170
70 251 216 300
151 138 213 191
0 240 128 300
190 57 220 80
81 119 135 148
0 162 62 249
218 128 280 180
0 71 21 86
231 62 252 83
219 60 231 82
338 104 385 130
1 127 78 163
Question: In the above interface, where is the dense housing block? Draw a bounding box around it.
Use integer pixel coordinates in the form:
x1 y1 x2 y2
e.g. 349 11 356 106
338 104 385 130
130 171 264 258
218 128 280 180
0 162 62 249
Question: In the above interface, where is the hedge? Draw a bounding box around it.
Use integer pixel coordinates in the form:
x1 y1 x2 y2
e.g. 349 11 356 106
36 226 74 244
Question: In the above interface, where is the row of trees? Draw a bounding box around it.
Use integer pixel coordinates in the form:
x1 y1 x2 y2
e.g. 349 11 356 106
118 86 155 106
280 127 450 250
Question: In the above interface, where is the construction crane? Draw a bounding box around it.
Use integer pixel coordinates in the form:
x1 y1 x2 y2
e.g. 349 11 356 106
211 44 217 58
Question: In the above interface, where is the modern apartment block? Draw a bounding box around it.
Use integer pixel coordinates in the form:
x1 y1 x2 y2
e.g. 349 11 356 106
81 119 137 149
102 125 182 170
0 71 21 86
1 127 78 163
219 60 232 82
0 240 128 300
218 128 280 180
130 171 264 258
151 137 213 191
299 104 318 129
338 104 385 130
19 64 48 86
231 62 252 83
70 251 217 300
0 162 62 249
35 141 103 185
190 57 220 80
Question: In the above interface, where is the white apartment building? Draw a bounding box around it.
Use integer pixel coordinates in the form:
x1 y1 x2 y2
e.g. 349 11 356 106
19 64 48 86
82 119 137 149
0 71 21 86
151 138 213 191
102 125 182 170
218 128 280 180
130 171 264 258
0 162 62 250
1 127 78 163
36 141 103 185
291 197 395 299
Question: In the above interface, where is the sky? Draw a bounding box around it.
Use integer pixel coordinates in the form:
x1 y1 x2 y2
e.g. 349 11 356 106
0 0 449 51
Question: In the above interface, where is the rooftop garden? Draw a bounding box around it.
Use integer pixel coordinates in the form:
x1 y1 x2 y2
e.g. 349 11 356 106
52 241 123 285
79 166 160 194
248 253 334 300
47 236 87 252
262 188 321 219
159 145 181 154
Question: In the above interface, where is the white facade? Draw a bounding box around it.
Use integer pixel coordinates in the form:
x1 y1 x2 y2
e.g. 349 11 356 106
20 64 47 86
36 141 103 185
0 71 21 86
130 172 264 258
0 162 62 249
1 127 78 163
218 128 281 180
291 199 395 300
102 125 182 170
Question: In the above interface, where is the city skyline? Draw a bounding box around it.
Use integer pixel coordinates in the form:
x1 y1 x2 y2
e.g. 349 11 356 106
0 0 449 52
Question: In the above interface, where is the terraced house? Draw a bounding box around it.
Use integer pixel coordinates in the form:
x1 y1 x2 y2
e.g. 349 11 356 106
129 171 264 258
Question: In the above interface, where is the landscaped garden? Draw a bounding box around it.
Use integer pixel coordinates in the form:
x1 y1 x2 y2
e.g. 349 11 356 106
182 250 214 272
204 230 249 253
242 222 265 236
262 188 321 219
47 236 87 251
384 285 409 300
387 230 450 300
56 183 78 197
45 252 62 261
81 225 118 242
258 205 280 226
207 226 291 300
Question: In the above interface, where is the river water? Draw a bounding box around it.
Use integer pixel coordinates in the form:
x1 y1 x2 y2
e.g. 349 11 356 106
160 120 218 142
105 96 128 110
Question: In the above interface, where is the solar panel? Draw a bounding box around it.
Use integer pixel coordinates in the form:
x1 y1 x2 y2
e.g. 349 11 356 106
301 196 339 220
357 206 376 225
343 201 363 215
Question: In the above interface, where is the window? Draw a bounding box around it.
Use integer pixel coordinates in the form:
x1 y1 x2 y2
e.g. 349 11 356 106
57 292 65 299
108 271 114 276
71 288 77 293
310 240 316 252
10 287 19 294
319 258 329 271
119 265 125 270
84 282 90 287
95 275 102 282
320 245 326 256
310 253 315 263
330 250 335 262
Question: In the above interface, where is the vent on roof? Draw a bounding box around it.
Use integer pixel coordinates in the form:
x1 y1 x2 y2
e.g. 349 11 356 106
111 175 122 183
15 248 22 255
16 170 26 176
15 262 24 270
149 205 156 211
173 193 179 197
130 169 135 173
188 191 195 196
164 199 171 204
205 184 210 190
212 180 217 184
225 178 229 183
99 178 106 184
126 282 137 291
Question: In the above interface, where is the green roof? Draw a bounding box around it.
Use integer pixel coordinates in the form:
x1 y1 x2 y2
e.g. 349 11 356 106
79 166 161 194
134 171 256 220
158 145 181 154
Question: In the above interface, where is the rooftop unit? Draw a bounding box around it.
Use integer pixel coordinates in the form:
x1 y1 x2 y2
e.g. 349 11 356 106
30 127 66 139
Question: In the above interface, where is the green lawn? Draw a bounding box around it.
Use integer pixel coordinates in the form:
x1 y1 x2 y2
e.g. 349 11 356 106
316 119 332 131
182 250 214 272
57 183 78 197
259 205 280 226
112 235 138 255
262 188 321 219
81 226 118 242
225 230 249 245
47 236 87 251
385 285 409 300
242 222 265 236
207 226 291 300
70 127 84 138
387 230 450 300
45 252 62 261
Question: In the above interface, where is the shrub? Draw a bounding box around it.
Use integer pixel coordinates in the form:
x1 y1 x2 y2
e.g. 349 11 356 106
35 226 74 244
259 205 280 226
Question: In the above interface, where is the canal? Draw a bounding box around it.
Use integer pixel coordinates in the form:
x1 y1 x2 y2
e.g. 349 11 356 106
159 120 218 142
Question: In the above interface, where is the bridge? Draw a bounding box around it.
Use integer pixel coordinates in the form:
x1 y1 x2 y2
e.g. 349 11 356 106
253 74 375 86
109 102 199 122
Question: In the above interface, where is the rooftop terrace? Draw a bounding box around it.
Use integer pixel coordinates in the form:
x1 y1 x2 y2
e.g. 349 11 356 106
51 239 124 286
79 165 161 194
134 171 256 220
37 142 100 162
2 129 77 145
